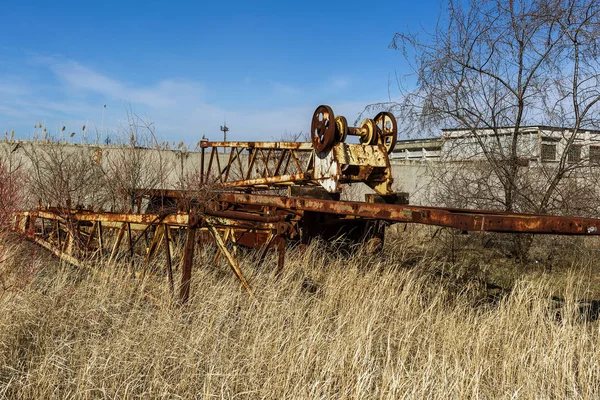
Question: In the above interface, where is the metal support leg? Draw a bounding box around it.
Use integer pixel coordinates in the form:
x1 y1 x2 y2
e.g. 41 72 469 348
179 225 196 304
164 224 174 296
206 220 253 298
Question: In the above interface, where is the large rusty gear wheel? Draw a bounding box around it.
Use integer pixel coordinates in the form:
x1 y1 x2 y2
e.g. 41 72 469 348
311 105 336 152
374 111 398 153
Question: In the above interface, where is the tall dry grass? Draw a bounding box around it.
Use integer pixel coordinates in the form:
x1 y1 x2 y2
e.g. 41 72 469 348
1 233 600 399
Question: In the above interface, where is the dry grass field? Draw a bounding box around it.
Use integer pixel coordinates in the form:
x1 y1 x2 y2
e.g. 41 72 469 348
1 226 600 399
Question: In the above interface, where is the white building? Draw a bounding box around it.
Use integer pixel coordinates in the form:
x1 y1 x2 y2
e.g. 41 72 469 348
391 126 600 165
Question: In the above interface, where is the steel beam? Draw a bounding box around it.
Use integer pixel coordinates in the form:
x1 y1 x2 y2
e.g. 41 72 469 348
215 192 600 235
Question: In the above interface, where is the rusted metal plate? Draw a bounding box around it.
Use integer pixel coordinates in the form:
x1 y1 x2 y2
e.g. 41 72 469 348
235 231 270 248
332 143 388 167
313 147 342 192
365 193 409 205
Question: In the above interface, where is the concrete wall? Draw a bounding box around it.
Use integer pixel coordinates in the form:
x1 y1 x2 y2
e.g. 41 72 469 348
390 161 434 206
0 140 436 209
0 140 236 188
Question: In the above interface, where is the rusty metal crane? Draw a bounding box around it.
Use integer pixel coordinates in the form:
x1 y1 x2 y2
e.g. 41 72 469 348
13 105 600 303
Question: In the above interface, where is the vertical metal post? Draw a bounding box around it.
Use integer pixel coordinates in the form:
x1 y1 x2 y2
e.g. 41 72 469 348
109 223 126 264
98 221 104 258
179 224 196 304
55 219 61 249
164 224 174 296
277 236 286 275
127 222 134 276
26 215 34 235
86 221 97 248
220 123 229 142
256 232 275 267
200 146 205 185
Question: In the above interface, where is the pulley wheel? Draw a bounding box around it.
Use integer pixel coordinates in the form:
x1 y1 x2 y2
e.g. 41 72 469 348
374 111 398 153
359 118 377 145
335 115 348 143
311 105 336 152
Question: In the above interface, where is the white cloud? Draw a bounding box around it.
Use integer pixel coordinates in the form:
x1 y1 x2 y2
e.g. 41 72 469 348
0 104 24 118
269 81 302 96
50 61 205 109
328 76 350 90
0 57 379 143
0 80 31 96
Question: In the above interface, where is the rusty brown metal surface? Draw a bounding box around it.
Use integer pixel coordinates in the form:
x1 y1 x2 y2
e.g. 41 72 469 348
201 141 314 150
215 192 600 235
218 173 309 188
20 209 190 226
164 224 174 295
204 209 284 223
179 223 196 304
311 105 336 152
374 112 398 153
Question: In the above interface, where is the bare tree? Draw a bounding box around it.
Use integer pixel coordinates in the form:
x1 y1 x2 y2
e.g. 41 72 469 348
386 0 600 214
0 140 26 229
24 141 105 210
101 112 175 212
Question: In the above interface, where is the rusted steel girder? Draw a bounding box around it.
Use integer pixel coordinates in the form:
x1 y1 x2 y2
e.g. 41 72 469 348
215 192 600 235
16 209 286 231
201 141 314 150
19 209 191 226
136 188 600 236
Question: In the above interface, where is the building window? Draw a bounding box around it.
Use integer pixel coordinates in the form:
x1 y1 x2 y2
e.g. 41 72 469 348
590 146 600 164
541 143 557 161
567 144 582 163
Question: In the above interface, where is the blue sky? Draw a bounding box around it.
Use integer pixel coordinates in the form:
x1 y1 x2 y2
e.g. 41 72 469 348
0 0 442 143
